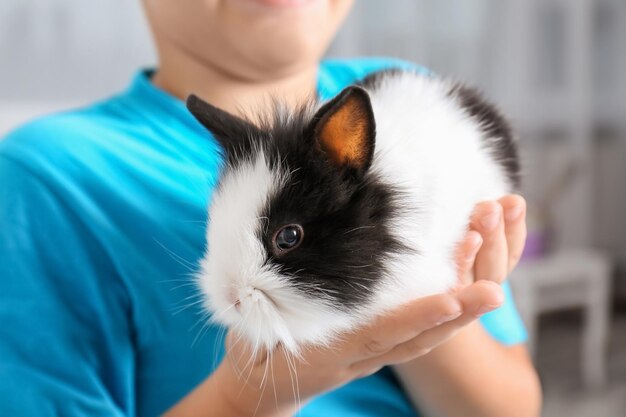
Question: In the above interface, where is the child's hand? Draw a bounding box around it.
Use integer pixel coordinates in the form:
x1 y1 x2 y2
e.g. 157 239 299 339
392 195 539 417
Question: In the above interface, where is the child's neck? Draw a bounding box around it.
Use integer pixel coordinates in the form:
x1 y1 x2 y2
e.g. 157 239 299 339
151 38 319 122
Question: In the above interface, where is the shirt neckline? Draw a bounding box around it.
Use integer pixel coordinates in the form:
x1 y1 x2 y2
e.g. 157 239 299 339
125 65 333 132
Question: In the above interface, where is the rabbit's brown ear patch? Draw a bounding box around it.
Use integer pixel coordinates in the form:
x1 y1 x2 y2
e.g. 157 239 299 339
313 86 376 173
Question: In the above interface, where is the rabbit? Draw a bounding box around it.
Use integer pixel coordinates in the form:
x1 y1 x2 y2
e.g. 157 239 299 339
187 69 520 354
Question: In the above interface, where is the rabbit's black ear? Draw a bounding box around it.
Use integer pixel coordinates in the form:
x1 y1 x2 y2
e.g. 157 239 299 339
187 94 260 157
311 86 376 174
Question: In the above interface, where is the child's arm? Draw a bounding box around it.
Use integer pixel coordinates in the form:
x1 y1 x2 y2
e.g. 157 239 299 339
394 322 541 417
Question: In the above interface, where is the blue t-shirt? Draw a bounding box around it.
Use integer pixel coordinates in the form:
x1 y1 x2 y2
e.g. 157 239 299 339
0 58 527 417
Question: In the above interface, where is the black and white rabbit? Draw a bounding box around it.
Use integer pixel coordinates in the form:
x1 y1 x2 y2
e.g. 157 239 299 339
187 69 519 354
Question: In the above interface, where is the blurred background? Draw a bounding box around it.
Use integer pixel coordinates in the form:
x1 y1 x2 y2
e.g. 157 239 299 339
1 1 625 416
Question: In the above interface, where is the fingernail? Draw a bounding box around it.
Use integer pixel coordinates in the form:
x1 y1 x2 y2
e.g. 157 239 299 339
480 208 501 231
476 304 501 316
469 232 482 248
465 233 482 261
437 310 463 325
505 205 523 222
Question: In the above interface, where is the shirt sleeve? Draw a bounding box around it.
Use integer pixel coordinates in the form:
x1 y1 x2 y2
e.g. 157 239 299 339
479 281 528 345
0 156 135 416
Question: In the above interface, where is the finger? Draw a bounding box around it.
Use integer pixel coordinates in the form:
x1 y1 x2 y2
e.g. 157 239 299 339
499 194 527 273
470 201 508 283
390 281 503 360
454 230 483 288
353 281 504 368
346 292 463 361
456 279 505 316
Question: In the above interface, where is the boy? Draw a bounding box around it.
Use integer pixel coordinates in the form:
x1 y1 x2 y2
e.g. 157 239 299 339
0 1 540 416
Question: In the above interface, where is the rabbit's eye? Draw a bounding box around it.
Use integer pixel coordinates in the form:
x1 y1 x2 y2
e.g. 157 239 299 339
273 224 304 253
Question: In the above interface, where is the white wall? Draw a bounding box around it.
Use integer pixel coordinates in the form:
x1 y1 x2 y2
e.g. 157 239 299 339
0 0 155 134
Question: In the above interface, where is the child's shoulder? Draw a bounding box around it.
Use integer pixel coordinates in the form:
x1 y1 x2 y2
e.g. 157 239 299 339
0 85 163 191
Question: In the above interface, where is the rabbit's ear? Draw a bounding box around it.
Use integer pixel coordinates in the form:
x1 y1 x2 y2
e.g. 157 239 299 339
311 86 376 174
187 94 261 158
